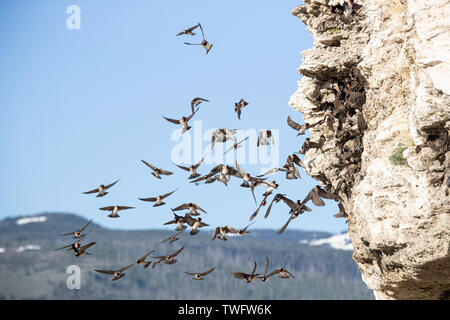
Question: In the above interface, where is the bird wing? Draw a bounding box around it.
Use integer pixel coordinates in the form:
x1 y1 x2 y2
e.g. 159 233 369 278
212 227 220 240
159 168 173 175
119 263 135 272
161 189 177 199
235 161 246 178
141 160 157 171
82 187 99 194
169 246 184 258
200 267 216 276
79 219 92 232
79 242 96 252
193 157 205 169
139 250 154 261
174 163 190 171
184 271 196 276
139 197 157 202
251 262 258 276
277 216 294 234
287 116 302 130
198 22 205 40
264 195 279 219
264 257 270 276
240 221 255 233
162 116 180 125
257 167 280 177
173 203 189 211
117 206 135 210
55 244 73 251
183 214 196 226
99 206 115 211
231 272 249 280
95 269 115 275
104 179 120 190
267 269 281 278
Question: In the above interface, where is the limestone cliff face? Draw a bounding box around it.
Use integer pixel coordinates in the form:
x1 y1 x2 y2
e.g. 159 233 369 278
289 0 450 299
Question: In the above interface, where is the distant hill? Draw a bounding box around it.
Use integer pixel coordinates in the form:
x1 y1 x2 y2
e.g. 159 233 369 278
0 213 374 299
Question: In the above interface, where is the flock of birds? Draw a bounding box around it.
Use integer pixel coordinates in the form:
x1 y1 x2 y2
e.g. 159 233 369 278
55 17 356 284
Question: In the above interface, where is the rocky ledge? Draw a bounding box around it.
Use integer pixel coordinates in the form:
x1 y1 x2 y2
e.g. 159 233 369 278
289 0 450 299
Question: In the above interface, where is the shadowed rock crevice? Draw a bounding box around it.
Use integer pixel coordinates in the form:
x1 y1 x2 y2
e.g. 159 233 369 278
290 0 450 299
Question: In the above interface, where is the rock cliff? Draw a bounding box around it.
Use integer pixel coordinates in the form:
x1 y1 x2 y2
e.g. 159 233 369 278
289 0 450 299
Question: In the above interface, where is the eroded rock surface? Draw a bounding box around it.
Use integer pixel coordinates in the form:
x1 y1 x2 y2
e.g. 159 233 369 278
290 0 450 299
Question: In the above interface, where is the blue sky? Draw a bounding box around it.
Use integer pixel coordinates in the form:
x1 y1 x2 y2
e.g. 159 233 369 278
0 1 347 233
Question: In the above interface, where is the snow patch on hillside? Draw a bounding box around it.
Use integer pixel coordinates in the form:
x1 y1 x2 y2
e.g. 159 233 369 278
300 233 353 251
16 216 47 225
16 245 42 253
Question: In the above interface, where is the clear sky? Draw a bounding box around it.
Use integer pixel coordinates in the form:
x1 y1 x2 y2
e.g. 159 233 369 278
0 1 347 233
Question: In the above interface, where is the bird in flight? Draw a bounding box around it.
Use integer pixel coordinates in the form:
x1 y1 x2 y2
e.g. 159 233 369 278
82 179 120 197
176 24 200 36
141 159 173 179
135 250 154 269
163 108 198 133
138 189 178 207
94 263 135 281
234 98 249 119
184 267 216 280
173 157 205 179
99 205 135 218
231 262 260 283
61 219 92 239
190 97 209 114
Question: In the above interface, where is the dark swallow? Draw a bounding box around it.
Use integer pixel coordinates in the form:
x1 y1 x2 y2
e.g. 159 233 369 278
82 179 120 197
138 189 178 207
176 24 200 36
191 97 209 114
151 246 184 266
94 263 135 281
185 267 216 280
136 250 154 269
163 108 198 133
298 135 326 154
141 159 173 179
99 205 135 218
231 262 260 283
257 130 274 147
172 202 207 216
160 231 184 244
287 116 323 136
61 219 93 239
173 157 205 179
234 98 249 119
73 241 96 257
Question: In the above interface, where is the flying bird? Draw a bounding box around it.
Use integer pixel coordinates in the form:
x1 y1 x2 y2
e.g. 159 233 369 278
184 214 209 235
231 262 260 283
287 116 323 136
152 246 184 266
191 97 209 114
172 202 207 216
160 231 184 244
257 130 274 147
73 241 96 257
164 210 189 231
235 160 266 188
136 250 154 269
99 205 135 218
162 108 198 133
298 135 326 154
234 98 249 119
141 159 173 179
94 263 135 281
173 157 205 179
302 185 341 207
138 189 178 207
176 24 199 36
249 193 270 221
184 267 216 280
61 219 93 239
82 179 120 197
184 23 213 54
